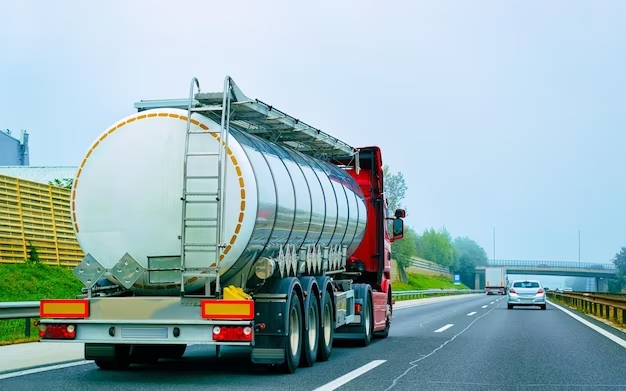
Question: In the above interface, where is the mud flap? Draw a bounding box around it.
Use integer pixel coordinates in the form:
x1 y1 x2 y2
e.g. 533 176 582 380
250 277 301 365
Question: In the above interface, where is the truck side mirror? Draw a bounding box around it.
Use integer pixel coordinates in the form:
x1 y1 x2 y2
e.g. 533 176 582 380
392 219 404 239
394 209 406 218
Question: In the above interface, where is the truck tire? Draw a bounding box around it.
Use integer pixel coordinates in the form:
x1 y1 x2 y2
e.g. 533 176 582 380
279 289 303 374
359 293 373 347
300 288 320 367
92 344 131 370
130 345 160 364
95 359 131 370
160 344 187 359
317 291 334 362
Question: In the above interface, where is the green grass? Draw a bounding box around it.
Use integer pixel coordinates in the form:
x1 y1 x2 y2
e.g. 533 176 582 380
0 263 83 345
392 272 470 292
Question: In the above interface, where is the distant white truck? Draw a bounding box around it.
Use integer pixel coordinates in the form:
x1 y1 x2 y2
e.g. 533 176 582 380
485 267 507 295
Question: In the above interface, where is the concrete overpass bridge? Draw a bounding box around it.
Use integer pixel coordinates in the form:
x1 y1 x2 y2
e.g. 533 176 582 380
474 260 617 291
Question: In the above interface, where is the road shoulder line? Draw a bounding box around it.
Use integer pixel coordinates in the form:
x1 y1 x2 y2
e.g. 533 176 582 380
0 360 91 380
547 300 626 349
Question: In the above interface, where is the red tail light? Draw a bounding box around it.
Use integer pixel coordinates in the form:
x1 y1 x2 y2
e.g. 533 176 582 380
537 289 544 294
509 289 516 294
39 324 76 340
212 325 253 342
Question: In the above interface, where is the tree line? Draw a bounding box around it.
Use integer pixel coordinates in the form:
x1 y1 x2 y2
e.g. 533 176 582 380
611 247 626 292
384 166 489 287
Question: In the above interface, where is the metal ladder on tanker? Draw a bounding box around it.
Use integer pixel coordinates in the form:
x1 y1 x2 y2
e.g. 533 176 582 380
179 77 232 298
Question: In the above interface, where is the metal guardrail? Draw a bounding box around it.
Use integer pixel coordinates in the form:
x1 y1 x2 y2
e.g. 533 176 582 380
547 291 625 327
0 301 40 338
392 289 483 299
0 289 482 340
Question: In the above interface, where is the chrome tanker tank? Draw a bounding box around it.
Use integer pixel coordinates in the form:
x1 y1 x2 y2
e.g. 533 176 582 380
71 108 367 295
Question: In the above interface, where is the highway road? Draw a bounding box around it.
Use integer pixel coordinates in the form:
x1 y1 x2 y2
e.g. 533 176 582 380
2 294 626 390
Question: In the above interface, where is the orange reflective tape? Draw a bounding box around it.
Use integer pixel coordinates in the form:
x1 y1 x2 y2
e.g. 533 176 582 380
40 299 89 318
200 300 254 320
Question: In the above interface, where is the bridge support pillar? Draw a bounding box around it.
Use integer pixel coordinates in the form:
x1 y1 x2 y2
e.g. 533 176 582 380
475 273 480 290
596 278 609 293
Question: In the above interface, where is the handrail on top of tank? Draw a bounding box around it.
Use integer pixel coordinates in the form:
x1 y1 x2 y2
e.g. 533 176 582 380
133 76 359 162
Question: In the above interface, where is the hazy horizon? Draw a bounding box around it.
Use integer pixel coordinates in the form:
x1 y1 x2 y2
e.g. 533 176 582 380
2 1 625 268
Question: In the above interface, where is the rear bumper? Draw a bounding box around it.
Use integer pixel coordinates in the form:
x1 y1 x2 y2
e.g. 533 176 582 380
507 296 546 305
38 318 254 346
37 296 256 346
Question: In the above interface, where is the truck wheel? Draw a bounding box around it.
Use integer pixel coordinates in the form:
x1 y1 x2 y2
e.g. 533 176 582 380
317 291 334 362
300 293 320 367
91 344 131 370
130 345 160 364
279 289 302 374
359 294 373 347
95 359 131 370
160 344 187 359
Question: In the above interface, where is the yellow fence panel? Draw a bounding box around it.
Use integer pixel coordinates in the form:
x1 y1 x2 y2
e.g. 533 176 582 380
0 174 84 267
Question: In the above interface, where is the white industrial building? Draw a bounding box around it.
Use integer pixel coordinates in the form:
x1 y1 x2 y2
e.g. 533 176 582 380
0 166 78 185
0 129 29 166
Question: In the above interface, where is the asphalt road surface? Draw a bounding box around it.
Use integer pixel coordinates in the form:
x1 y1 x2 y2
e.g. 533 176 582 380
3 294 626 391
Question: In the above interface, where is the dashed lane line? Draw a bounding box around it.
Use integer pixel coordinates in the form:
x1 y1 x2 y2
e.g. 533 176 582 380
313 360 387 391
434 324 454 333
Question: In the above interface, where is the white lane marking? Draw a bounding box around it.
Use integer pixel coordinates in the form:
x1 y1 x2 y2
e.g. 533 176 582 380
467 312 477 316
481 305 488 308
384 301 499 391
0 360 91 380
313 360 387 391
490 302 495 304
0 343 199 379
548 300 626 349
434 324 454 333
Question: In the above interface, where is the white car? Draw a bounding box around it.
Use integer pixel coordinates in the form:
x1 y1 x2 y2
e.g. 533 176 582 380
507 279 546 310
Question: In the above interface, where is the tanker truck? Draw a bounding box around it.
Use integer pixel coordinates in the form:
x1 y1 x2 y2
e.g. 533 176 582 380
37 76 406 374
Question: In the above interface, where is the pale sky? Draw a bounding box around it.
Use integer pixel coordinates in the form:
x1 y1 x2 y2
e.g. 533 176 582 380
2 0 625 265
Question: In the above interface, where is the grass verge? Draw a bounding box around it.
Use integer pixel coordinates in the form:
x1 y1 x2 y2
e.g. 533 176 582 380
392 272 469 291
391 272 470 301
0 263 83 345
